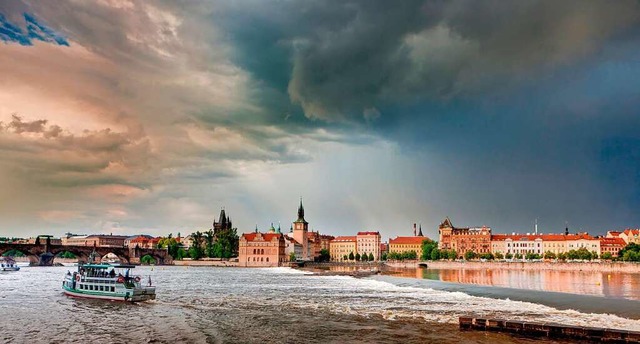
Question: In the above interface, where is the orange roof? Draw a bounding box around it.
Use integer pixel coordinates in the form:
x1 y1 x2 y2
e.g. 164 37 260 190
389 236 427 245
242 233 283 242
331 236 356 242
357 231 380 236
624 229 640 236
607 231 622 237
600 237 626 246
130 236 150 243
491 233 595 241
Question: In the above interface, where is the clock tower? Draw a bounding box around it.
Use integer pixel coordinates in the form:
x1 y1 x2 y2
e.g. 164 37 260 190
293 198 309 260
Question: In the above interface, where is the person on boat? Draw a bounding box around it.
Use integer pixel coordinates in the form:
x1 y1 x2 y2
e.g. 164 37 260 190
109 269 115 278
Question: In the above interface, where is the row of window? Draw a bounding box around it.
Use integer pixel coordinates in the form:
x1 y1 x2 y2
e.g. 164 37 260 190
248 257 270 262
79 284 115 292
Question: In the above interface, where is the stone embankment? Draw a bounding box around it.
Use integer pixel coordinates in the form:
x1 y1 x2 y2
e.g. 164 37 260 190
173 259 238 267
385 260 640 273
460 316 640 343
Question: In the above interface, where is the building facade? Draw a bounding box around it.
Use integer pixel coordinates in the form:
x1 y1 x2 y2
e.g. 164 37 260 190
600 237 626 258
238 232 286 267
388 236 426 258
438 218 491 257
330 236 357 261
62 234 127 247
356 231 381 261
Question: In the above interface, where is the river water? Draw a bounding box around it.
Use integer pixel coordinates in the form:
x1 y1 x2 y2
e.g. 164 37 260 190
1 265 639 343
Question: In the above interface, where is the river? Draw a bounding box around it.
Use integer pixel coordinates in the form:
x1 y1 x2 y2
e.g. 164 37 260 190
1 265 639 343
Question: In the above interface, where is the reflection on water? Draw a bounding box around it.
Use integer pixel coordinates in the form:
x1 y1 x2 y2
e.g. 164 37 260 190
386 267 640 300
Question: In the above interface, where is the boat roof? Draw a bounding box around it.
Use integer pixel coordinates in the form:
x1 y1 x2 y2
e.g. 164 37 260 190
81 264 136 269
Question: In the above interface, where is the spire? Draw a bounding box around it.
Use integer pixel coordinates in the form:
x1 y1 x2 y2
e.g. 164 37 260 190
418 224 423 237
255 224 258 233
219 208 227 225
290 225 293 233
277 222 281 234
297 197 305 221
269 222 276 233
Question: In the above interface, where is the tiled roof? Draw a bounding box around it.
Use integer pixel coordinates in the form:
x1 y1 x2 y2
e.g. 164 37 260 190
600 237 626 246
242 233 283 242
389 236 426 245
331 236 356 242
491 233 596 241
357 231 380 236
624 229 640 236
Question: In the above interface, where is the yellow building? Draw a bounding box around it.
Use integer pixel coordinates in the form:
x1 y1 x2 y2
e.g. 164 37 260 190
388 236 427 258
330 236 356 261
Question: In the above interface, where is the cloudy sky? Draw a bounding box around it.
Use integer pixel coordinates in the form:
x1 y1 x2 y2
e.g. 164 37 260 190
1 0 639 239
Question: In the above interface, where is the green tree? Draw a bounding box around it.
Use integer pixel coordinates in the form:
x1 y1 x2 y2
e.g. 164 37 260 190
319 249 331 262
421 240 438 261
447 250 457 260
381 252 387 261
204 229 215 258
544 251 556 259
368 252 374 261
430 248 440 260
513 253 522 259
141 255 156 265
343 254 348 261
464 251 476 260
557 252 567 261
601 252 613 260
505 252 513 259
355 253 361 261
479 253 494 260
349 251 355 261
289 252 296 261
494 252 504 260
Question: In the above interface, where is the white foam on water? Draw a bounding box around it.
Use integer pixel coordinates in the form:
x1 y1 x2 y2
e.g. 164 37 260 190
274 274 640 332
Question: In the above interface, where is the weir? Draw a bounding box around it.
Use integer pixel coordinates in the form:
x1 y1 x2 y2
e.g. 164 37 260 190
459 316 640 343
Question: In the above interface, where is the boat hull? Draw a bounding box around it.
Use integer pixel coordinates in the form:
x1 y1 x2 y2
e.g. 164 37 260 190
1 267 20 271
62 286 156 302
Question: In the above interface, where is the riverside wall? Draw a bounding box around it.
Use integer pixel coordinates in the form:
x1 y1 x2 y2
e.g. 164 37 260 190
173 259 238 267
384 260 640 273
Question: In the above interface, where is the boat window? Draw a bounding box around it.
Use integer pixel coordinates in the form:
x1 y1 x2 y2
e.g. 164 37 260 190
111 287 115 292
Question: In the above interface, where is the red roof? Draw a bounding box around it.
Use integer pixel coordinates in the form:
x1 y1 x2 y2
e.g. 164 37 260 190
331 236 356 242
491 233 595 241
600 237 626 247
242 233 283 242
607 231 622 237
624 229 640 236
389 236 427 245
357 231 380 236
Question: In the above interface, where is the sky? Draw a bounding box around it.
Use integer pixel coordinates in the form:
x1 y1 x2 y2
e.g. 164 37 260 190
1 0 639 240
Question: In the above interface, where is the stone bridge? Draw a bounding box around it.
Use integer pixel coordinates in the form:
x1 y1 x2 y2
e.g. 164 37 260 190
0 242 172 266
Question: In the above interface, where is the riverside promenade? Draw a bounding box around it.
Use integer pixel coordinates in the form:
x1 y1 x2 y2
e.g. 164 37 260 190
385 260 640 273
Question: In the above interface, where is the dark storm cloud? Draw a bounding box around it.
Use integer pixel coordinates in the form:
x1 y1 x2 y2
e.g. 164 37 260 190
214 0 640 122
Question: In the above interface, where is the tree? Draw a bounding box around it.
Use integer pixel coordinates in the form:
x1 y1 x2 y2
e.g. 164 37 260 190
494 252 504 260
544 251 556 259
204 229 215 258
368 252 374 261
601 252 613 260
447 250 457 260
513 253 522 259
421 240 438 261
355 253 361 261
464 251 476 260
141 255 156 265
479 253 494 260
525 252 541 260
381 253 387 261
505 252 513 259
289 252 296 261
430 248 440 260
557 252 567 261
318 249 331 262
349 251 355 261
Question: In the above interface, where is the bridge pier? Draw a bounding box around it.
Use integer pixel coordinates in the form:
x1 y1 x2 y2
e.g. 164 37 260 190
34 252 55 266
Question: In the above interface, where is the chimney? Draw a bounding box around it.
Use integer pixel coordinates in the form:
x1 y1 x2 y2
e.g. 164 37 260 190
413 223 416 236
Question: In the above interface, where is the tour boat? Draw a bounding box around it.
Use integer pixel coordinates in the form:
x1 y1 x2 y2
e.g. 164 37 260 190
0 257 20 271
62 263 156 302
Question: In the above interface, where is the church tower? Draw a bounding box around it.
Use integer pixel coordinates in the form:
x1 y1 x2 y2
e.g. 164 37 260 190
293 198 309 259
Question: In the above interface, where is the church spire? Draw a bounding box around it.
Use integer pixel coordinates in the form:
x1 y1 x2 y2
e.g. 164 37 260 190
418 223 423 237
297 197 305 221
